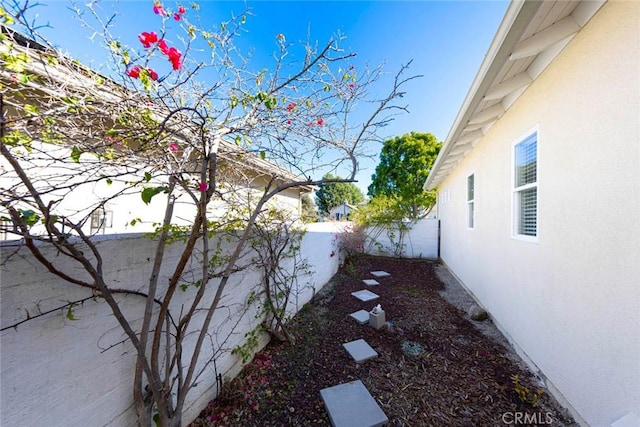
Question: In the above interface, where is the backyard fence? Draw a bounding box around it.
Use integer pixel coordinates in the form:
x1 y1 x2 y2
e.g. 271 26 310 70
363 218 439 259
0 224 343 427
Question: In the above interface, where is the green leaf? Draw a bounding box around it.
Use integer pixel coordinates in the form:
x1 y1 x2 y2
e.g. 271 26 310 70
144 172 152 182
122 49 130 66
241 15 246 24
18 209 40 227
66 305 78 321
141 187 167 205
24 104 39 116
260 151 266 160
106 179 113 185
70 146 82 163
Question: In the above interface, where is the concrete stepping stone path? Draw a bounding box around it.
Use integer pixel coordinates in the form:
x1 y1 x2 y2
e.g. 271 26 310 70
362 279 380 286
349 310 370 325
351 290 379 302
343 339 378 363
370 271 391 278
320 380 388 427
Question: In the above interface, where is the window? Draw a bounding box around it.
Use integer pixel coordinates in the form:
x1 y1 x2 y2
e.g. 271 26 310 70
90 208 113 234
513 132 537 240
467 174 474 228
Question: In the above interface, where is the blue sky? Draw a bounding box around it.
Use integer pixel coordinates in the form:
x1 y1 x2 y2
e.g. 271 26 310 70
21 0 508 194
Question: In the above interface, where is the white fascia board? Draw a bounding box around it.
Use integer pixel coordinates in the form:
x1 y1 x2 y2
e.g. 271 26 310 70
424 0 543 191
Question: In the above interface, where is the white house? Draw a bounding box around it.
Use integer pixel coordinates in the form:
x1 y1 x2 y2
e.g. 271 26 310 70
328 200 358 221
424 1 639 426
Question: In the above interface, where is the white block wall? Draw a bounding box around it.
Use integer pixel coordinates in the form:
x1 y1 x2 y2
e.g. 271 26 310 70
364 218 439 259
0 228 341 426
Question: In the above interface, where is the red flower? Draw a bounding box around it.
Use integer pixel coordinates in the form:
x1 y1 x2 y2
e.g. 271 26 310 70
286 102 296 111
138 31 158 48
169 143 179 152
349 83 355 89
198 182 208 191
147 68 158 81
153 2 164 15
157 39 169 55
317 118 324 126
178 5 186 14
173 13 181 21
126 65 141 78
287 120 291 125
166 47 183 70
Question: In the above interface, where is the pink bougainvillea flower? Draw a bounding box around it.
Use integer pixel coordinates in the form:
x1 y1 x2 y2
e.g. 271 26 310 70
317 118 324 126
166 47 183 70
126 65 141 78
173 12 181 21
153 2 165 15
157 39 169 55
198 182 209 191
169 143 179 152
349 83 355 89
147 68 159 81
178 5 186 14
138 31 158 48
286 102 296 111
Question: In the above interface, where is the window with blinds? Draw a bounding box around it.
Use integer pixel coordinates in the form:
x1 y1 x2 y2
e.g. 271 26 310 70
513 132 537 240
467 174 474 229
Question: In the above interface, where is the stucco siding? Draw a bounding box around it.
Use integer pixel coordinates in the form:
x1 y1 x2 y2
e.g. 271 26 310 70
437 2 640 425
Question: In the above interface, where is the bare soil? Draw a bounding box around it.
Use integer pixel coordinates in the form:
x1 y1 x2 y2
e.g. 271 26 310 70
190 256 576 426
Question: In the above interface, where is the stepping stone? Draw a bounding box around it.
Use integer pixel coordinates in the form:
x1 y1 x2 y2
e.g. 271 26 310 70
370 271 390 278
320 380 388 427
343 339 378 363
350 310 370 325
362 279 380 286
351 290 379 302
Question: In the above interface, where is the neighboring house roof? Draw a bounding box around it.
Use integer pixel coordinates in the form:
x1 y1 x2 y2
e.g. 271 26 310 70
0 25 314 192
424 0 605 190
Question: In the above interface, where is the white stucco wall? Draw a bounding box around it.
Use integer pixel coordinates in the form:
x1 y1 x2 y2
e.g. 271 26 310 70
364 219 439 259
437 2 640 425
0 228 341 426
0 142 304 239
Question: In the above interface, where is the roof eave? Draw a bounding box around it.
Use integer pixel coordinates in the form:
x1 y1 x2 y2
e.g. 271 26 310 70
424 0 542 191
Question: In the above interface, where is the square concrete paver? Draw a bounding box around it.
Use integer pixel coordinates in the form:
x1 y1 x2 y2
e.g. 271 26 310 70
370 271 391 278
343 339 378 363
351 290 379 302
320 380 388 427
350 310 370 325
362 279 380 286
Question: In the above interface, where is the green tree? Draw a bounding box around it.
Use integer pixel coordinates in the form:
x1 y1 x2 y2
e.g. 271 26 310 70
368 132 442 218
315 173 364 215
300 194 317 223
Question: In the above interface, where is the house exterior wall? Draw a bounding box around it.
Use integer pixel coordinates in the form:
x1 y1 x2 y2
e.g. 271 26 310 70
0 227 341 426
328 203 355 221
0 141 305 239
436 2 640 425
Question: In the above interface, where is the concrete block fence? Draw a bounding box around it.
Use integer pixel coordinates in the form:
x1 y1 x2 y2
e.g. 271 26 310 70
0 225 342 427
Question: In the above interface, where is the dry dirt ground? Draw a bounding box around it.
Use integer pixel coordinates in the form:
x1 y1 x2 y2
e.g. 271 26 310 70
190 256 577 426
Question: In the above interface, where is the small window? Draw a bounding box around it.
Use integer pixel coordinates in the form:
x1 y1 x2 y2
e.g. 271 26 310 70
90 208 113 234
513 132 537 240
467 174 474 229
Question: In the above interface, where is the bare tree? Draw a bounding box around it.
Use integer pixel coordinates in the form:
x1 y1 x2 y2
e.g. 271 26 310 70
0 2 419 426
